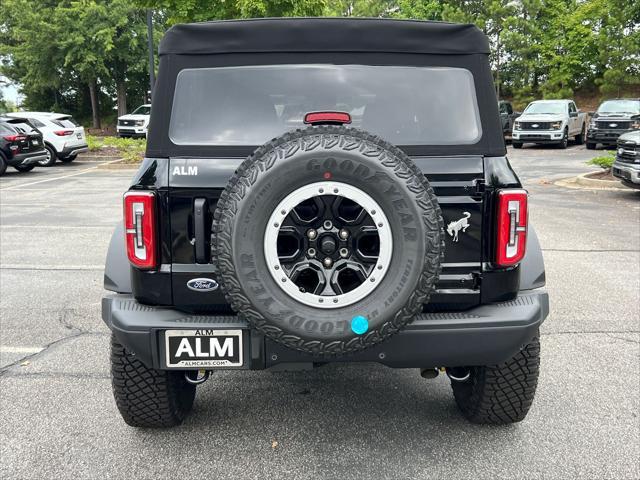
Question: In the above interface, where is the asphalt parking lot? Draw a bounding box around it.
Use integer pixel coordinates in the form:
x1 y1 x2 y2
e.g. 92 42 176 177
1 146 638 479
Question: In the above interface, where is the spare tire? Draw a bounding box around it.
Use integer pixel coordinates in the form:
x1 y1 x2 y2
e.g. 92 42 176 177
212 126 444 356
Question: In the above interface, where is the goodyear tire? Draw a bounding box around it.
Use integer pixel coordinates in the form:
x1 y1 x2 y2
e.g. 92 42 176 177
451 334 541 424
212 126 444 356
110 334 195 428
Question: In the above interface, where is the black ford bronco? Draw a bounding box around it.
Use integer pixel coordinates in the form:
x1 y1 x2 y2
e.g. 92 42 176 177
102 18 549 428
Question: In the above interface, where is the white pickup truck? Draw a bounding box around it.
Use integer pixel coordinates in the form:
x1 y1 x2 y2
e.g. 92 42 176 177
512 99 587 149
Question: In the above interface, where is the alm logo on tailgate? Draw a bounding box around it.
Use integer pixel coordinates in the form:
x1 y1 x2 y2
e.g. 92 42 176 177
165 329 243 368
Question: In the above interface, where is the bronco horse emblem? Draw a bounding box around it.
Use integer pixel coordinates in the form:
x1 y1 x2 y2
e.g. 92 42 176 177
447 212 471 242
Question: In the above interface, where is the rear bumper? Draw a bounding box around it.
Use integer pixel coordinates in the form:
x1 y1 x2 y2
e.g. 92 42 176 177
5 150 48 167
102 290 549 370
60 144 88 157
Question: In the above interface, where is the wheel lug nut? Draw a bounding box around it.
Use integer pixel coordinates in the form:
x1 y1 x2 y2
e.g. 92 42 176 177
307 229 317 240
339 229 349 240
323 220 333 230
308 248 316 257
339 248 349 258
323 257 333 268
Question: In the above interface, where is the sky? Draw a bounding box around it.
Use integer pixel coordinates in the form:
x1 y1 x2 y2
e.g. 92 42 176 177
0 76 21 105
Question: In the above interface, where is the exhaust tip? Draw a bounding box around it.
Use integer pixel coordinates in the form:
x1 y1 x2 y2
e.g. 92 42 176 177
446 367 471 382
184 369 210 385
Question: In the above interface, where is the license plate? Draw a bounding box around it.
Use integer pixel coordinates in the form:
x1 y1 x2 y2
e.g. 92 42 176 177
164 329 243 368
76 133 82 139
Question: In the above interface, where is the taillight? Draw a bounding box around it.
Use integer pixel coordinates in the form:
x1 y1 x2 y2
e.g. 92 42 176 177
53 130 74 136
123 191 157 269
495 189 528 267
3 134 27 142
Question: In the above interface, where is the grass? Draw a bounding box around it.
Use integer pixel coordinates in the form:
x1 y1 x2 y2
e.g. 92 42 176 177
86 135 146 163
587 151 615 171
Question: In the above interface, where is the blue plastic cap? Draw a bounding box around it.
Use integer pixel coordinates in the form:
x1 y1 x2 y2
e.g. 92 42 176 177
351 316 369 335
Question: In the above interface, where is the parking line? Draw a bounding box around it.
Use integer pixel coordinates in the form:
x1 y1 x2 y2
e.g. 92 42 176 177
0 166 100 191
0 346 44 354
0 265 104 270
1 225 113 229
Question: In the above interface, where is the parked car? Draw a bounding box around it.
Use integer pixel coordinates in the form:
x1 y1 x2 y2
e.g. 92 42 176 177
0 117 47 175
6 112 88 166
498 100 519 139
102 18 548 428
117 104 150 138
586 98 640 150
512 99 587 149
612 130 640 189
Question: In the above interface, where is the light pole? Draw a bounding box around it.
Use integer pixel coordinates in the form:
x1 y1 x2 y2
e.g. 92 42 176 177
147 9 155 101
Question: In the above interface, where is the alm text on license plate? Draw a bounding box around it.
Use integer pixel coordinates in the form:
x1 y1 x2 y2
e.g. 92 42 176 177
165 329 243 368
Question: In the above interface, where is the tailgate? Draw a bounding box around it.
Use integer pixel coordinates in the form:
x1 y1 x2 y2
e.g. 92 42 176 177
413 156 483 308
167 156 484 311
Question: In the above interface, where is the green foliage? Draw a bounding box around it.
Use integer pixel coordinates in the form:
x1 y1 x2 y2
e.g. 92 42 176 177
587 151 616 170
87 135 146 163
135 0 326 24
0 0 164 125
2 0 639 123
327 0 397 17
392 0 640 101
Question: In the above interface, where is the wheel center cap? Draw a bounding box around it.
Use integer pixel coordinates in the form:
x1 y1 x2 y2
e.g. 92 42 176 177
319 235 337 254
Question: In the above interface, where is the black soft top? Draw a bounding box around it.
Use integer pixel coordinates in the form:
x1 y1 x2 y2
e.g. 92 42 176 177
159 18 490 56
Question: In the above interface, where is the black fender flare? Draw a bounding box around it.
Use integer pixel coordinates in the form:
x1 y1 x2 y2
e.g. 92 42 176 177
519 225 545 290
104 223 132 293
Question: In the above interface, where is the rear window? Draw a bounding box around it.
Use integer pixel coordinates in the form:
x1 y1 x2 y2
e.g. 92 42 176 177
4 119 37 133
169 65 482 146
0 122 17 134
52 117 79 128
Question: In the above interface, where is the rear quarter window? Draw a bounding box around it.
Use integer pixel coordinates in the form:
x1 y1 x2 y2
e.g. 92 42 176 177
169 64 482 147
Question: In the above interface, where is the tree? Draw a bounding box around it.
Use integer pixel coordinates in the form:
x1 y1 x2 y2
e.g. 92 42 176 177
135 0 326 24
326 0 397 17
0 0 163 127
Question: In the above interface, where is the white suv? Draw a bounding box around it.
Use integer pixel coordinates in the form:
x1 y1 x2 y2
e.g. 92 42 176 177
117 104 150 138
6 112 88 166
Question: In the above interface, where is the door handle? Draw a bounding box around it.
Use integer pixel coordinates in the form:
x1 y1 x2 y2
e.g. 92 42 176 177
194 198 209 264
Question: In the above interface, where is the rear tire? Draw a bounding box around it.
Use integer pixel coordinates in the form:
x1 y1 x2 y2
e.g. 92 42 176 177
586 142 596 150
110 334 196 428
512 141 523 149
451 335 540 424
14 164 35 172
0 154 7 176
575 124 585 145
40 145 57 166
59 154 77 163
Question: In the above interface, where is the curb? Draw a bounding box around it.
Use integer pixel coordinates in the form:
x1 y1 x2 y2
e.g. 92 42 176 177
96 159 140 170
77 155 122 163
555 171 628 191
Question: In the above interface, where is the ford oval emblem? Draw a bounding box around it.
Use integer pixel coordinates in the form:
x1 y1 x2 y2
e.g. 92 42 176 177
187 278 219 292
532 123 539 128
609 123 617 128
